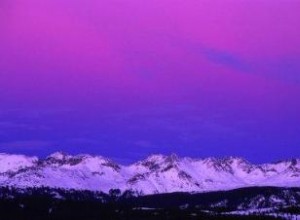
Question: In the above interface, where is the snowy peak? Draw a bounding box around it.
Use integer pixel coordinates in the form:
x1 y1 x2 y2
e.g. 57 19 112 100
44 152 85 166
165 153 179 163
47 152 69 160
202 156 249 167
0 152 299 194
0 153 38 173
44 152 121 171
275 158 300 168
138 153 180 172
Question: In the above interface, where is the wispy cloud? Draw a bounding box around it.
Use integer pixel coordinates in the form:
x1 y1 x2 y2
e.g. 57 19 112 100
0 121 50 131
197 46 251 72
0 140 53 150
255 57 300 83
65 138 101 146
0 108 74 119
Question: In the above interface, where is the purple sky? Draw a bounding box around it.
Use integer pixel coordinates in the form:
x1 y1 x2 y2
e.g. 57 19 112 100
0 0 300 163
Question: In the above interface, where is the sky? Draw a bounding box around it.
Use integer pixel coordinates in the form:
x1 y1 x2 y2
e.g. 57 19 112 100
0 0 300 164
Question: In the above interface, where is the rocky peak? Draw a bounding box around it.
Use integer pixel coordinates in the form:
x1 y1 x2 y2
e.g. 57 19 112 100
165 153 179 164
0 153 38 173
201 157 248 174
138 154 164 171
289 158 300 167
43 152 120 170
223 156 248 164
272 159 300 172
138 154 180 172
44 152 84 166
47 152 70 160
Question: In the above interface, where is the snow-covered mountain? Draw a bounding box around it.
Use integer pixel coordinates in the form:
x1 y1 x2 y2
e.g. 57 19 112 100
0 152 299 194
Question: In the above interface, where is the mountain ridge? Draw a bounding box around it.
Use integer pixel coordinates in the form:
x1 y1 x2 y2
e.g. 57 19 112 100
0 152 299 194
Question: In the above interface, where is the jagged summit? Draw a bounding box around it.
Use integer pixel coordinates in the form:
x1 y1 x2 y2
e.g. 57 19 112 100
141 153 179 163
273 158 300 166
0 153 38 173
43 152 120 172
47 151 68 160
0 152 299 194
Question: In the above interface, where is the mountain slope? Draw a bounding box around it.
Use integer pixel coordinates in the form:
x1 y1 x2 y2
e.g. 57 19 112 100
0 152 299 194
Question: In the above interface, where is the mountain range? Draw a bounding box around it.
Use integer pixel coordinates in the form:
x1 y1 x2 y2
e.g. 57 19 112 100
0 152 299 194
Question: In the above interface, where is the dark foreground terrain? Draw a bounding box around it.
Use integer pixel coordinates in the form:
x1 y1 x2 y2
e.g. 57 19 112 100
0 186 299 220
